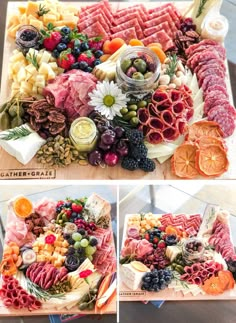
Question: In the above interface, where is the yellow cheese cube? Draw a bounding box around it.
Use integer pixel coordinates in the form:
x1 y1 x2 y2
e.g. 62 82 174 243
61 14 74 21
38 50 52 65
43 13 57 25
21 81 33 93
25 1 39 17
38 62 49 75
49 62 59 70
32 85 38 94
29 18 44 30
8 14 20 28
19 13 29 25
61 247 68 255
54 246 61 252
33 246 39 253
17 66 27 82
7 24 22 38
18 5 26 15
37 87 43 95
25 64 37 75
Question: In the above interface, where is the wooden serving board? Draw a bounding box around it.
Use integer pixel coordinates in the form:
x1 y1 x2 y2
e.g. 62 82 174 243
0 197 117 316
0 1 235 180
119 214 236 301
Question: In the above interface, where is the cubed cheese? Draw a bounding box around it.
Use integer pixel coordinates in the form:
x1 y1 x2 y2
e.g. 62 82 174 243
17 66 27 82
38 50 52 65
29 18 44 30
43 13 57 24
25 1 39 17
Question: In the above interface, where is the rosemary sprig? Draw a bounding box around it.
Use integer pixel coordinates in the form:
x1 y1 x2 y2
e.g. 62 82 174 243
0 125 32 141
26 278 65 301
26 52 39 70
166 54 178 79
196 0 209 18
37 4 50 17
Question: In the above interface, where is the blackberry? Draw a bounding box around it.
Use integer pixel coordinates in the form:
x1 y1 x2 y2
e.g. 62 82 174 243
121 157 139 171
126 129 143 145
139 158 155 172
130 143 148 160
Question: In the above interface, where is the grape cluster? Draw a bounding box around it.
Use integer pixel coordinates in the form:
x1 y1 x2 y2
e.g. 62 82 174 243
141 269 173 292
74 219 97 235
139 248 170 270
88 113 128 167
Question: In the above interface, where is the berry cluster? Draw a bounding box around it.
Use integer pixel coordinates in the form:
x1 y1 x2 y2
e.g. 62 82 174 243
41 25 103 71
141 269 173 292
121 129 155 172
55 198 85 224
144 228 166 249
180 17 197 33
74 219 97 235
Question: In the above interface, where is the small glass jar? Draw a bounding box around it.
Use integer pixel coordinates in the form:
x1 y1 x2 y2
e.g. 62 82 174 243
69 117 98 153
182 238 205 265
116 46 161 94
201 14 229 43
16 25 40 53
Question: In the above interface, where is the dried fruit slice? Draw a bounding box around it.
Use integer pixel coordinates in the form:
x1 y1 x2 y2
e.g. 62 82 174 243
131 261 149 272
187 121 224 142
202 276 224 295
197 136 225 150
13 197 33 219
196 144 229 177
171 143 198 179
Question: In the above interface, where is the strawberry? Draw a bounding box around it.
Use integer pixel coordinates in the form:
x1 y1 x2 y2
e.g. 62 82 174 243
153 237 159 244
144 233 150 241
88 37 104 51
64 209 72 218
43 31 62 51
57 200 64 207
158 240 166 249
159 226 166 232
77 50 95 66
68 39 81 49
71 203 83 213
57 49 75 70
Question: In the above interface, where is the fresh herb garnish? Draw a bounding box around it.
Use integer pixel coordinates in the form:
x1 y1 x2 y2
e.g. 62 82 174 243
196 0 209 18
37 4 50 16
0 125 32 141
26 52 39 70
26 278 65 301
166 54 178 79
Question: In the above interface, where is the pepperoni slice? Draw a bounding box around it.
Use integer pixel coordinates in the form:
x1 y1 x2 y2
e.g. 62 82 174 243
212 112 236 137
171 143 199 179
196 144 229 177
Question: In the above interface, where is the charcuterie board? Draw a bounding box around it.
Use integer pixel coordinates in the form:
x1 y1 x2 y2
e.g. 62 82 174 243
0 1 235 180
0 193 116 316
119 210 236 301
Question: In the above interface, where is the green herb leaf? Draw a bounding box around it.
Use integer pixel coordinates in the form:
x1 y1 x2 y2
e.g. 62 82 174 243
26 278 65 301
196 0 209 18
26 52 39 70
166 54 178 79
0 125 32 141
37 4 50 17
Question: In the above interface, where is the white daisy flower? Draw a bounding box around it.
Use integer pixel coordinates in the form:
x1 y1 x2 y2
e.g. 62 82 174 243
89 81 128 120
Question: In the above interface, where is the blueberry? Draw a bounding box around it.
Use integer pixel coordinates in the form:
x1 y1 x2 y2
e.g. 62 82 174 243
160 284 166 290
80 42 89 51
79 61 88 70
152 278 159 283
71 212 78 218
94 50 103 58
93 59 100 66
153 284 159 290
85 66 93 73
61 36 70 44
57 43 67 52
78 228 86 235
72 47 81 57
65 202 72 208
52 49 60 58
61 26 71 34
143 276 151 283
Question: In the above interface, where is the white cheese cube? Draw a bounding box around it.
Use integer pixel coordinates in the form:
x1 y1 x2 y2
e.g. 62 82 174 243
38 50 52 65
17 66 27 82
25 64 37 75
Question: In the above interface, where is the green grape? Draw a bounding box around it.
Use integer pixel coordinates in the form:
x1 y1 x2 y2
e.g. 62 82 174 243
80 238 89 248
85 245 96 256
72 232 82 242
74 241 81 249
87 255 93 261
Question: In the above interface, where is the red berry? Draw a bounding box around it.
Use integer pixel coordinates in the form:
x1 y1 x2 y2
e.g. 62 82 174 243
57 200 64 207
158 241 166 249
43 31 62 51
153 237 159 244
65 209 72 217
71 203 83 213
77 50 95 66
144 233 150 241
88 38 104 51
57 49 75 70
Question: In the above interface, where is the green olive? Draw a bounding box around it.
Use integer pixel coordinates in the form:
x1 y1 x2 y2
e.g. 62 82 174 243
80 294 90 302
137 100 148 108
130 117 139 126
133 58 147 74
11 116 23 128
79 302 88 310
120 107 129 115
62 214 68 222
121 58 132 73
123 111 137 121
88 302 95 310
128 104 138 111
0 111 10 130
144 71 154 79
8 105 17 117
132 72 144 80
90 288 98 295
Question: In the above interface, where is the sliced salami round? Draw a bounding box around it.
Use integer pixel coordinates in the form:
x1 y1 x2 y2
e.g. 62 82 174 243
208 103 236 120
194 58 226 74
212 112 235 137
197 63 226 77
198 69 225 86
204 92 229 115
204 84 228 98
186 39 220 56
188 51 219 70
202 76 224 92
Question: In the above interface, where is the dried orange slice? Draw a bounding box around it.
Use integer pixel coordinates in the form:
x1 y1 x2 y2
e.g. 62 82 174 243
13 196 33 219
196 144 229 177
148 45 166 63
129 39 144 46
171 143 198 179
187 121 224 142
197 136 225 150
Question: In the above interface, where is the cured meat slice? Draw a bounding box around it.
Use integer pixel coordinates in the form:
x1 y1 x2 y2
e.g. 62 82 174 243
188 51 220 70
146 129 164 144
148 5 180 27
144 13 176 34
186 39 220 56
211 112 236 137
137 108 150 124
78 13 110 32
194 58 226 74
142 30 175 50
162 126 179 141
111 19 143 39
80 1 113 24
82 21 108 39
144 22 173 38
161 110 175 126
204 85 228 98
176 118 187 134
203 92 229 115
201 75 224 92
114 6 147 22
208 103 236 120
113 12 144 29
149 117 164 129
198 69 225 86
187 44 226 60
111 27 137 43
197 63 226 77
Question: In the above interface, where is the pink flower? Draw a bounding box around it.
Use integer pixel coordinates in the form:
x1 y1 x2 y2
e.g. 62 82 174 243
45 234 56 245
79 270 92 279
